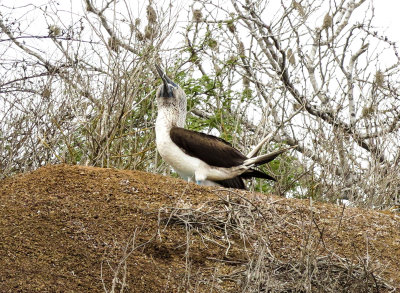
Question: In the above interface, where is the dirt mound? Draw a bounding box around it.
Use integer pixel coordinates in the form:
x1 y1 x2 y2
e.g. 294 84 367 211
0 164 399 292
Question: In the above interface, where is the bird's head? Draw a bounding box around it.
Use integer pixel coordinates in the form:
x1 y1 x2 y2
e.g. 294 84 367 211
155 65 186 106
155 64 178 97
155 64 187 127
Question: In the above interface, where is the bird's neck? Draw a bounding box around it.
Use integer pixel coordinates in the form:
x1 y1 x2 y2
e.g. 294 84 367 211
155 106 186 131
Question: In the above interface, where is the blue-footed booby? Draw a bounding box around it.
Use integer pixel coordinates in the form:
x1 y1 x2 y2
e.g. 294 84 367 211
154 65 289 189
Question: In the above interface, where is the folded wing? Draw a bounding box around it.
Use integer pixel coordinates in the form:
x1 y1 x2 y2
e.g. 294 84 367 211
170 127 246 168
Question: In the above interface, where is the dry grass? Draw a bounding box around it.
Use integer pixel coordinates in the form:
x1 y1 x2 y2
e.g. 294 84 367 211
159 189 397 292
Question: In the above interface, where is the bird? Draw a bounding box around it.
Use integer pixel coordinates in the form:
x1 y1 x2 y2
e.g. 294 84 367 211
154 64 290 189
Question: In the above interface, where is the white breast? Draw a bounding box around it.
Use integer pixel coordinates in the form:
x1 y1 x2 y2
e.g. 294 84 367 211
155 115 203 179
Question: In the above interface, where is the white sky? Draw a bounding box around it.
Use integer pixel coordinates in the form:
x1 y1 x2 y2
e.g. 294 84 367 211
373 1 400 43
2 0 400 45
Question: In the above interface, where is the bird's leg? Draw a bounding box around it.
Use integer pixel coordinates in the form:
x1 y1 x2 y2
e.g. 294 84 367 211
194 171 207 186
177 172 192 183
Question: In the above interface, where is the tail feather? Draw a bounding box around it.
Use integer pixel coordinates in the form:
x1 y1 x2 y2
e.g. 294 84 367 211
211 146 294 190
214 177 246 189
247 133 273 158
241 168 276 181
244 147 292 167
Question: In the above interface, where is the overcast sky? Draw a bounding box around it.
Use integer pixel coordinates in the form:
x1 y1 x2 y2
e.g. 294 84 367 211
3 1 400 43
373 1 400 43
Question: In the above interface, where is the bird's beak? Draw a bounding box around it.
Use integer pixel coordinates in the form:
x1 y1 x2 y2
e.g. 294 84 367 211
155 64 177 98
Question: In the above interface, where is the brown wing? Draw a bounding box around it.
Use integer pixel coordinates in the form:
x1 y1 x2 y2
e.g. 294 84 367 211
170 127 246 168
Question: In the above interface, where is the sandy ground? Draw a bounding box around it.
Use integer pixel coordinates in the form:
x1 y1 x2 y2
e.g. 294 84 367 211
0 164 399 292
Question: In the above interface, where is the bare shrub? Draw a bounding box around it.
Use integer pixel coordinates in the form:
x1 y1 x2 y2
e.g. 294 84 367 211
0 0 178 177
158 189 396 292
180 0 400 208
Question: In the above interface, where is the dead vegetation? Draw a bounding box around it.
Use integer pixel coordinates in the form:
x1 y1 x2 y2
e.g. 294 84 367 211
0 164 399 292
2 0 400 208
160 190 398 292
